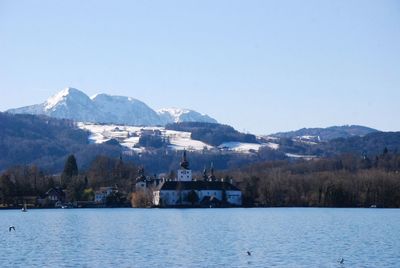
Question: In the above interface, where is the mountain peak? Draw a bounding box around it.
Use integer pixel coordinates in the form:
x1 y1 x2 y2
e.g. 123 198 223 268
44 87 88 111
158 108 217 124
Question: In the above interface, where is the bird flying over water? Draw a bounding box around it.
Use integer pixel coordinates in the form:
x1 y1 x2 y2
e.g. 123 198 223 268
9 226 15 232
338 257 344 264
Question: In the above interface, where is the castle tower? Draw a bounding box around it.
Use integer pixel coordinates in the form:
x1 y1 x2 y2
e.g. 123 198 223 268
203 166 208 181
180 149 189 170
177 150 192 181
209 162 216 182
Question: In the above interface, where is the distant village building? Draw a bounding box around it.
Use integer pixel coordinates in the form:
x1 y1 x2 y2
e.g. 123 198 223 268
46 187 66 202
152 150 242 207
37 187 66 207
94 186 118 203
139 128 162 138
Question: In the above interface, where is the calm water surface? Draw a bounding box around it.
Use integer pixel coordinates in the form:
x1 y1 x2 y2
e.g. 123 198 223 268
0 208 399 267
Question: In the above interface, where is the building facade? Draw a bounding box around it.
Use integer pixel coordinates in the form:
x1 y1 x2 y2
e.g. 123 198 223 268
94 186 117 203
152 150 242 207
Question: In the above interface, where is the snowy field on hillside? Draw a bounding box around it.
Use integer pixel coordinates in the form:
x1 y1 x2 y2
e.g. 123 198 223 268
77 122 269 154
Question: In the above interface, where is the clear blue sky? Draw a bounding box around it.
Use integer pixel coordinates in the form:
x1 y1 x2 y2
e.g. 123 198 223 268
1 0 399 134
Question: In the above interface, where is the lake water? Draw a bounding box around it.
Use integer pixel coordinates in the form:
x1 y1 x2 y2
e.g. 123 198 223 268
0 208 399 267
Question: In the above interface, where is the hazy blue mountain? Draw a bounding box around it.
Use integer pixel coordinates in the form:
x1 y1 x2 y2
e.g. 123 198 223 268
272 125 378 142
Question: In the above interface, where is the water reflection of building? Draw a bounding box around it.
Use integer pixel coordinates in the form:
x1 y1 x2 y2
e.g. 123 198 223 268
151 150 242 207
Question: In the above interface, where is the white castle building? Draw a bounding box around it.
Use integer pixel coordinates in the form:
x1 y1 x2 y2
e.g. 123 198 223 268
152 151 242 207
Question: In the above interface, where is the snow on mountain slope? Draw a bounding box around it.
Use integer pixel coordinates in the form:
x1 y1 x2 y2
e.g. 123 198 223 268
7 87 218 126
164 129 213 151
91 94 162 125
43 88 102 122
265 142 280 150
157 108 217 124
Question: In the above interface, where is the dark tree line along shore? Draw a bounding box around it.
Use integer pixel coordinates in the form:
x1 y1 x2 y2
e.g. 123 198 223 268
229 149 400 208
0 155 140 207
1 148 400 208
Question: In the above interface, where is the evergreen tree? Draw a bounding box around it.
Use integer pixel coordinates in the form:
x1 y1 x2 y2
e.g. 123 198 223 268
61 155 78 187
63 155 78 178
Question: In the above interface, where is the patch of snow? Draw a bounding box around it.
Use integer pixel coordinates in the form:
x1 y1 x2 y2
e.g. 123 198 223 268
293 135 321 144
165 130 213 151
218 142 262 153
285 153 316 160
266 142 280 150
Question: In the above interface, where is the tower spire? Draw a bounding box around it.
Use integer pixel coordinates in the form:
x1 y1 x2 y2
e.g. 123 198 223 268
180 149 189 170
209 162 216 181
203 166 208 181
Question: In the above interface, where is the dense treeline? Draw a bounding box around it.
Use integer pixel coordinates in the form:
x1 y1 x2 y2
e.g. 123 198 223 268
0 165 55 206
137 134 168 148
0 155 140 207
224 149 400 207
166 122 257 146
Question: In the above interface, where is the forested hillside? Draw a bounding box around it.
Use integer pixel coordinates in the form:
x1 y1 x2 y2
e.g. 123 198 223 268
0 112 121 172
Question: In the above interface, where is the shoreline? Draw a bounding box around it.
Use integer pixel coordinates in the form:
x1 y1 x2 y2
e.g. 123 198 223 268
0 205 393 210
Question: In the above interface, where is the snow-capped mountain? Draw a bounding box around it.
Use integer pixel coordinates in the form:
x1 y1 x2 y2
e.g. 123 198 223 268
157 108 218 124
7 87 218 126
8 88 103 122
91 94 162 125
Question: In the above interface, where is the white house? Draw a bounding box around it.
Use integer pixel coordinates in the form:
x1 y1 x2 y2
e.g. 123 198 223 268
94 186 117 203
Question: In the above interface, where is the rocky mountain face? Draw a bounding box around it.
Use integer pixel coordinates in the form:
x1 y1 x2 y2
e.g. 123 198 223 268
7 87 218 126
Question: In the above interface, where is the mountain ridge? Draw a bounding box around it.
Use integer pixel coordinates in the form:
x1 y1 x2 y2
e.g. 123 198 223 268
270 125 378 142
7 87 218 126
